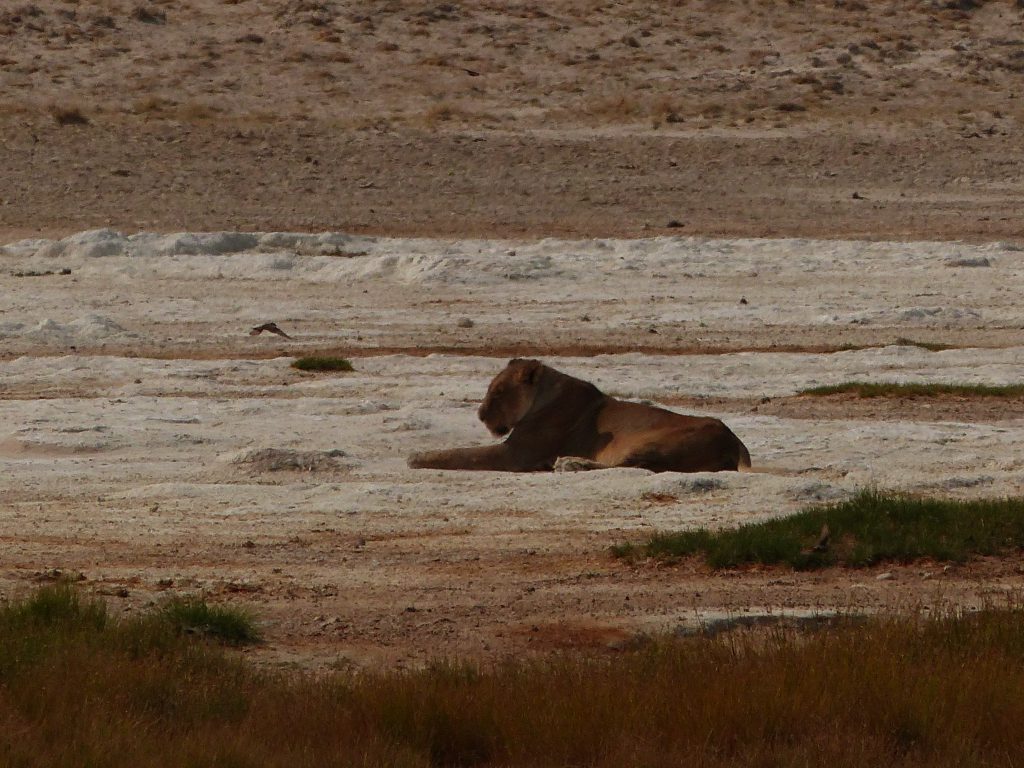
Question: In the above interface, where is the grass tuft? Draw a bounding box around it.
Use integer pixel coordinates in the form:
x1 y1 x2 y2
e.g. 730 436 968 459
0 582 107 633
893 337 953 351
291 355 354 372
159 598 261 646
49 105 90 126
4 586 1024 765
613 490 1024 569
799 381 1024 398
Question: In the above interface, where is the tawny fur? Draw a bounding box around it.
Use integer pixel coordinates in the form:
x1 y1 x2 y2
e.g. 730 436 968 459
408 359 751 473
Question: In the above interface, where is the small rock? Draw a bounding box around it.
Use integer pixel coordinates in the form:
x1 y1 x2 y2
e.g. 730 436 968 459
456 317 474 328
851 191 865 200
739 297 748 305
666 219 684 228
876 571 894 581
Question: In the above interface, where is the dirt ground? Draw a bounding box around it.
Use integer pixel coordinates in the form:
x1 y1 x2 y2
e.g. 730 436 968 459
3 0 1024 669
3 0 1024 243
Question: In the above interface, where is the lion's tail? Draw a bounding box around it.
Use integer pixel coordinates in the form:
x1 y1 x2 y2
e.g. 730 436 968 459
737 439 752 470
734 437 798 476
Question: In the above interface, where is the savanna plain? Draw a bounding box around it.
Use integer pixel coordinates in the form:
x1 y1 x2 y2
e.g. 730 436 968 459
3 0 1024 764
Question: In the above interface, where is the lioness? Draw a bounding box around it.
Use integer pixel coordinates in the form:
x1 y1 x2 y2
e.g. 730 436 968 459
407 359 751 473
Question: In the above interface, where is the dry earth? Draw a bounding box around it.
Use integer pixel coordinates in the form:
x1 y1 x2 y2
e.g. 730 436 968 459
3 0 1024 241
2 1 1024 669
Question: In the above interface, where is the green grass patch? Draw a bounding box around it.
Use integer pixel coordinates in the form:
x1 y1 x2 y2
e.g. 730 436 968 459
893 337 954 351
159 598 261 646
291 355 354 372
613 490 1024 569
4 585 1024 765
799 381 1024 398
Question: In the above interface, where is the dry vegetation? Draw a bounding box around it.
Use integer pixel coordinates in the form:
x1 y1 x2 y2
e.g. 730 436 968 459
3 0 1022 129
5 584 1024 767
4 1 1024 240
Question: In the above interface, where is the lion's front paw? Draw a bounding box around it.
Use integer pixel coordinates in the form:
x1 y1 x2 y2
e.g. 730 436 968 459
553 456 606 473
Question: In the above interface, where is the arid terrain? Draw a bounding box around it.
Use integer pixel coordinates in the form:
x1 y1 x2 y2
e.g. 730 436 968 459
2 1 1024 669
3 0 1024 242
3 232 1024 668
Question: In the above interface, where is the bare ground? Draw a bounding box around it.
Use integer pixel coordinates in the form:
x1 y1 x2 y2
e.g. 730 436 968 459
3 0 1024 242
3 0 1024 668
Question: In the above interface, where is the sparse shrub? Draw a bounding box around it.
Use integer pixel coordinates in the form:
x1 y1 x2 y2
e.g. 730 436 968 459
423 101 456 124
49 104 90 125
130 5 166 24
130 95 176 115
291 355 354 372
176 101 222 121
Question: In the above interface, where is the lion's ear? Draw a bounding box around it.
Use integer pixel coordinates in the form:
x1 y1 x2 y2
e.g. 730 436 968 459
516 359 542 384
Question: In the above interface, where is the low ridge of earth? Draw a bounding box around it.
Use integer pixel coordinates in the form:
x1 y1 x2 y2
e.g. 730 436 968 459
2 231 1023 668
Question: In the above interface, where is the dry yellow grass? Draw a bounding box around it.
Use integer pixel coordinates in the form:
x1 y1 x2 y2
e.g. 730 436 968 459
4 584 1024 767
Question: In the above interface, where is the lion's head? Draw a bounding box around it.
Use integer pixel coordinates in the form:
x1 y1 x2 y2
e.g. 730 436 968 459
477 358 544 437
